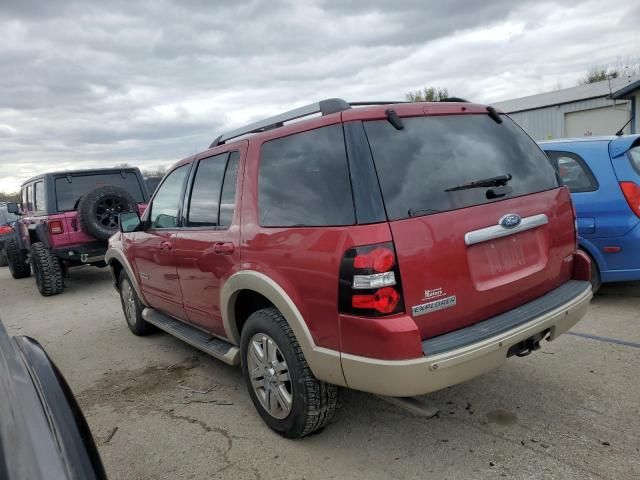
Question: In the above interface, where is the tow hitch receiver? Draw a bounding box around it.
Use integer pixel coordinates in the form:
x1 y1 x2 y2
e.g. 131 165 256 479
507 330 550 358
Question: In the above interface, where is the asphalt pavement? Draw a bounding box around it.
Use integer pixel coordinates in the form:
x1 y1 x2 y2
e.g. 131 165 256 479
1 266 638 479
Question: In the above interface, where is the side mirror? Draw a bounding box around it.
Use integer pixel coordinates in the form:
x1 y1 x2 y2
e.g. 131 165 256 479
6 202 20 215
119 211 142 233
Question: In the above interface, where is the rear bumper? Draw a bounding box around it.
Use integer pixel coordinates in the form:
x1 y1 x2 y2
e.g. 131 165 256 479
51 242 107 264
340 280 592 397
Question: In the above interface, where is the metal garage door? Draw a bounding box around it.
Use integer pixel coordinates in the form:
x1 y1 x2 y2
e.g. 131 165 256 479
565 106 631 137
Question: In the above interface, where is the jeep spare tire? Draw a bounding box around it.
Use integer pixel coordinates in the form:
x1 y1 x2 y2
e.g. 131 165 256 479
77 185 138 240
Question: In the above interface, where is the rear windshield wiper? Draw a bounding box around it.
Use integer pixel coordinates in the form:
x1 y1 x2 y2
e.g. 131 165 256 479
444 174 513 192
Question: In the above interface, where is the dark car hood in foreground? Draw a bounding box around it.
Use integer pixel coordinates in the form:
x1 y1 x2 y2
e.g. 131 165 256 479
0 319 106 480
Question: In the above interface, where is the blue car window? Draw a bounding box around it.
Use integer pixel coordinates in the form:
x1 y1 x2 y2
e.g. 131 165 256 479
629 146 640 175
546 151 598 193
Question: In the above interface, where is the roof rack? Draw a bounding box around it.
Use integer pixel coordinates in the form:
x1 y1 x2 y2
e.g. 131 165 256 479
209 98 351 148
208 97 473 148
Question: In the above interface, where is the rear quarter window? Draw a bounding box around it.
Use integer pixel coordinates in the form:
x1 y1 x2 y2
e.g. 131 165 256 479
546 151 598 193
364 114 559 220
629 146 640 175
258 124 355 227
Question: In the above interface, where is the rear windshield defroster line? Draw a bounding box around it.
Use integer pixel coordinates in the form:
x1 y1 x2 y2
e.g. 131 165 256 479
363 114 560 221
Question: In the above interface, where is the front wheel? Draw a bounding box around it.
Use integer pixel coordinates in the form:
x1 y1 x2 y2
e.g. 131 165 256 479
240 308 338 438
118 270 155 336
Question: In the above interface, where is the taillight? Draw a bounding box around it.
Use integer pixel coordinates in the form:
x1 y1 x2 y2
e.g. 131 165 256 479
0 225 13 235
48 220 64 235
620 182 640 218
339 242 404 316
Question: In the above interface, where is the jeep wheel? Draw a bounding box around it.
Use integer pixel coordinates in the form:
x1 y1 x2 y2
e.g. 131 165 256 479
5 239 31 279
30 242 64 296
119 270 155 336
78 185 138 240
0 250 7 267
240 308 338 438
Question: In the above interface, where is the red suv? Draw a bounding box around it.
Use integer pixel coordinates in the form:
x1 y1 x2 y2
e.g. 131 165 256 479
106 99 593 438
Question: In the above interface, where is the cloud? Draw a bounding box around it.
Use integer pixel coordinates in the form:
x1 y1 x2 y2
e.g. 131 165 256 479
0 0 638 191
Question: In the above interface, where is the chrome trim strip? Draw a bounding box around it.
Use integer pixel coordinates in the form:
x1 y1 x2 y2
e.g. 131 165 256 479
464 214 548 246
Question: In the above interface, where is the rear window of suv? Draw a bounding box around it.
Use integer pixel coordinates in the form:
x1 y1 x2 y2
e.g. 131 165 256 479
364 114 559 221
55 172 145 212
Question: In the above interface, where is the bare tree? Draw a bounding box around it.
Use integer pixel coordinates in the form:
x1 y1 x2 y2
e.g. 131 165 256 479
406 86 450 102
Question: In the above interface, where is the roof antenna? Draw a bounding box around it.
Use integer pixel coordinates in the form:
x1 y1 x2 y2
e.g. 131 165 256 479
615 117 632 136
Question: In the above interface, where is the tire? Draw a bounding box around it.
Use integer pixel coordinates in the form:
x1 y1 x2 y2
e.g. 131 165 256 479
30 242 64 296
240 308 338 438
0 249 7 267
5 238 31 279
78 185 138 240
590 256 602 295
118 270 155 336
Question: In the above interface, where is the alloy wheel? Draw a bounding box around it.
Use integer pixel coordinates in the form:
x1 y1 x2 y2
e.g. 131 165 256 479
247 333 293 420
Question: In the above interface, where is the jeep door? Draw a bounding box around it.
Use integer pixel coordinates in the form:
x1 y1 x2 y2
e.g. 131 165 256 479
134 164 190 320
174 145 245 337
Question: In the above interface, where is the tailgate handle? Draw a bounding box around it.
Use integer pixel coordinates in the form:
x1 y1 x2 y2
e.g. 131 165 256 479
465 214 549 246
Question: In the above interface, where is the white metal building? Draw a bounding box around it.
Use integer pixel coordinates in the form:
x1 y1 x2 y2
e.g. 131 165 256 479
493 75 640 141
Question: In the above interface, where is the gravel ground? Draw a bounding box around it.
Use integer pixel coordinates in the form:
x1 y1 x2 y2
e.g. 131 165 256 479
1 266 639 480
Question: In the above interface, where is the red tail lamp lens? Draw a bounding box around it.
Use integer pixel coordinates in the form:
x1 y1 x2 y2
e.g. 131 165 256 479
352 287 400 314
0 225 13 235
620 182 640 218
48 220 64 234
353 247 395 272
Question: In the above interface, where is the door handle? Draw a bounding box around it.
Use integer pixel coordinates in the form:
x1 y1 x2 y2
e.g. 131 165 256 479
213 242 235 255
160 241 173 251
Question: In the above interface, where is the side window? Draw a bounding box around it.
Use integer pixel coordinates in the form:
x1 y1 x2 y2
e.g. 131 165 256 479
547 151 598 193
187 153 228 226
22 187 28 211
149 165 189 229
258 124 355 227
34 182 45 212
186 151 240 228
26 185 33 212
629 146 640 175
219 151 240 227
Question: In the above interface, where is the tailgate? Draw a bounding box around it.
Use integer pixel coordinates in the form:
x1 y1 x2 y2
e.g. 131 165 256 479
363 111 575 339
390 188 575 338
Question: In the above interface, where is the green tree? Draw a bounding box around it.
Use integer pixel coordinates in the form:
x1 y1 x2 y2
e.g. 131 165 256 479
405 86 450 102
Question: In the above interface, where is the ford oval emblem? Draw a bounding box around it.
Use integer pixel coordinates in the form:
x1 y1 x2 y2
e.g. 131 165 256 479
499 214 522 229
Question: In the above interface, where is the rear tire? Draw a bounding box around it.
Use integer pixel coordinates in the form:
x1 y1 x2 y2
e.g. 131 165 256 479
30 242 65 296
118 270 155 336
590 258 602 294
0 250 8 267
78 185 138 240
240 308 338 438
5 239 31 279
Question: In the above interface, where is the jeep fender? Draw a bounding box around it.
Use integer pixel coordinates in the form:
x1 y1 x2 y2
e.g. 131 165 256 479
221 270 347 387
34 224 51 249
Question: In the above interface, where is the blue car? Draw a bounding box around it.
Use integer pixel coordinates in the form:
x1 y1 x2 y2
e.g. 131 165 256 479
539 135 640 290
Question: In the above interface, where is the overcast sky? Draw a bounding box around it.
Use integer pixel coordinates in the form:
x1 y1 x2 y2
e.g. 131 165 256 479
1 0 638 192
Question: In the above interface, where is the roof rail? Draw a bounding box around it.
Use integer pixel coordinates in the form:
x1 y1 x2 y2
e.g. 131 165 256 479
209 98 351 148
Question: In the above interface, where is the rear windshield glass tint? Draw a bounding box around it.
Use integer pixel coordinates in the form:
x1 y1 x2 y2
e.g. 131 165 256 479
259 124 355 227
364 114 559 220
629 146 640 175
55 172 145 212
